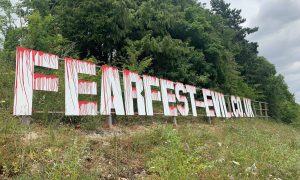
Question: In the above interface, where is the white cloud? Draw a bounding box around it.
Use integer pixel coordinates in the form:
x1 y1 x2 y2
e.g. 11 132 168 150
200 0 300 103
247 0 300 102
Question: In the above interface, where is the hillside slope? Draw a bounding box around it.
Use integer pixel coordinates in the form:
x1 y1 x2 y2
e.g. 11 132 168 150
0 115 299 179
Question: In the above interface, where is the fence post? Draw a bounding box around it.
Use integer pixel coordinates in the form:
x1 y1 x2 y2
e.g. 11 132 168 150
252 102 257 117
264 103 268 119
259 102 263 117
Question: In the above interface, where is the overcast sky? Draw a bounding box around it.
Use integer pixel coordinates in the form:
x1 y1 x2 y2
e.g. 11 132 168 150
201 0 300 103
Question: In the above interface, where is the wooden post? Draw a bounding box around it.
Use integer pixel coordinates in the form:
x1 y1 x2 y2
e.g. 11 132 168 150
207 116 212 124
252 102 257 117
173 116 177 127
226 96 232 119
20 116 31 125
106 115 113 128
264 103 268 119
106 49 112 129
259 102 263 117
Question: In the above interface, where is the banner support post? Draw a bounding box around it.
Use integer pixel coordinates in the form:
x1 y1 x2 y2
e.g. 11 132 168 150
173 116 177 127
106 115 113 128
208 116 212 124
20 116 31 125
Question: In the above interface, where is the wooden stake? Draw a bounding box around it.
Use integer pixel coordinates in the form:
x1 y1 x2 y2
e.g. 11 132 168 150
173 116 177 127
106 115 113 129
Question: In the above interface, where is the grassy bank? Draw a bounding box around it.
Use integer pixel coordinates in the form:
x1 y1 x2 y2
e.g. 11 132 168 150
0 115 299 179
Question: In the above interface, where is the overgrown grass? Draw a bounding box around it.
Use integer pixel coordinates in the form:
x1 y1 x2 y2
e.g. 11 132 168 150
128 119 300 179
0 115 299 179
0 112 88 179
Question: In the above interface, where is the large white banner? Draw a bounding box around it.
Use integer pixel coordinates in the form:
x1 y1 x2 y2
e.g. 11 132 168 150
13 47 256 118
